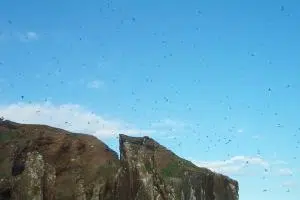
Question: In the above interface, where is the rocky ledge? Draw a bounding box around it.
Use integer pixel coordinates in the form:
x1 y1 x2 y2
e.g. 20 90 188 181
0 120 238 200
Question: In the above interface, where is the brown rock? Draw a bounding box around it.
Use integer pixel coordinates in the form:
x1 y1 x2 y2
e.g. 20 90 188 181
0 120 238 200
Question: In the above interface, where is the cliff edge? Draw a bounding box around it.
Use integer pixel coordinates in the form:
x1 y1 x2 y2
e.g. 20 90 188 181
0 120 238 200
117 134 238 200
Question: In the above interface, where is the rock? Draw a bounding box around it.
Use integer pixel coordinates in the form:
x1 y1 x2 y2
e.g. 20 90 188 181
0 120 238 200
118 134 239 200
43 163 56 200
0 178 10 200
11 151 44 200
0 120 119 200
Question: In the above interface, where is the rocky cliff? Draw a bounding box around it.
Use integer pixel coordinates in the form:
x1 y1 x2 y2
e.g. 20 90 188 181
0 120 238 200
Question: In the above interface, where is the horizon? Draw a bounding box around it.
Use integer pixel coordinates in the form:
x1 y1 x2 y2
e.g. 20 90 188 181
1 0 300 199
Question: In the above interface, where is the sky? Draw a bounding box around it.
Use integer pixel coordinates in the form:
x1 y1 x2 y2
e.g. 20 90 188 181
0 0 300 199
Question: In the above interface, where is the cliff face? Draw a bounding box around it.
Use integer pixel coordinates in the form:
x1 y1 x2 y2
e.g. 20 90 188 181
117 134 238 200
0 120 119 200
0 120 238 200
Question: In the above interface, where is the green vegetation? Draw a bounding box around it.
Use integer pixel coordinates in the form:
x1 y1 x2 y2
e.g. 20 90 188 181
161 161 182 178
32 185 41 196
0 130 17 142
160 156 205 179
96 161 118 179
144 160 152 172
180 159 199 171
68 133 82 137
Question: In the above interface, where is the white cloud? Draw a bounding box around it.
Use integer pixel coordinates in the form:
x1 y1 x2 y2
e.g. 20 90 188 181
192 156 269 175
0 31 39 42
272 160 288 165
151 119 186 131
0 102 153 139
237 129 243 133
252 135 261 140
281 180 297 188
278 168 293 176
19 31 39 42
87 80 104 89
26 32 39 40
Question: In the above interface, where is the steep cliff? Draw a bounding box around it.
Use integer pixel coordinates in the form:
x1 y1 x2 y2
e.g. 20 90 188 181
0 120 119 200
0 120 238 200
117 134 238 200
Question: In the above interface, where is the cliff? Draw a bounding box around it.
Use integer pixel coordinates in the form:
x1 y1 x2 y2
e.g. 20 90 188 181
117 134 238 200
0 120 238 200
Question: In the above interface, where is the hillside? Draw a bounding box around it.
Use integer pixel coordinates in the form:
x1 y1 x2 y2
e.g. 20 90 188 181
0 120 238 200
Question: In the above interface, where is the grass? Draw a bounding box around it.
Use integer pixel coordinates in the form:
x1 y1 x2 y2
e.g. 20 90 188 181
0 130 17 142
161 161 182 178
68 133 82 137
96 161 118 179
144 160 152 172
160 156 208 179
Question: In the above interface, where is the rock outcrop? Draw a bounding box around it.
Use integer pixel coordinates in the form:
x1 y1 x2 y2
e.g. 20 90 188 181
0 120 238 200
117 134 238 200
0 120 119 200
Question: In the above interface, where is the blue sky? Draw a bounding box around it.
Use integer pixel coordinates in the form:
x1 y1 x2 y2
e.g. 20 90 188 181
1 0 300 199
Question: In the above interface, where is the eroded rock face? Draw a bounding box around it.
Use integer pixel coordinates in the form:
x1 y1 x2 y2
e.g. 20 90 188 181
0 120 119 200
11 151 45 200
0 120 239 200
43 163 56 200
118 134 239 200
117 135 174 200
